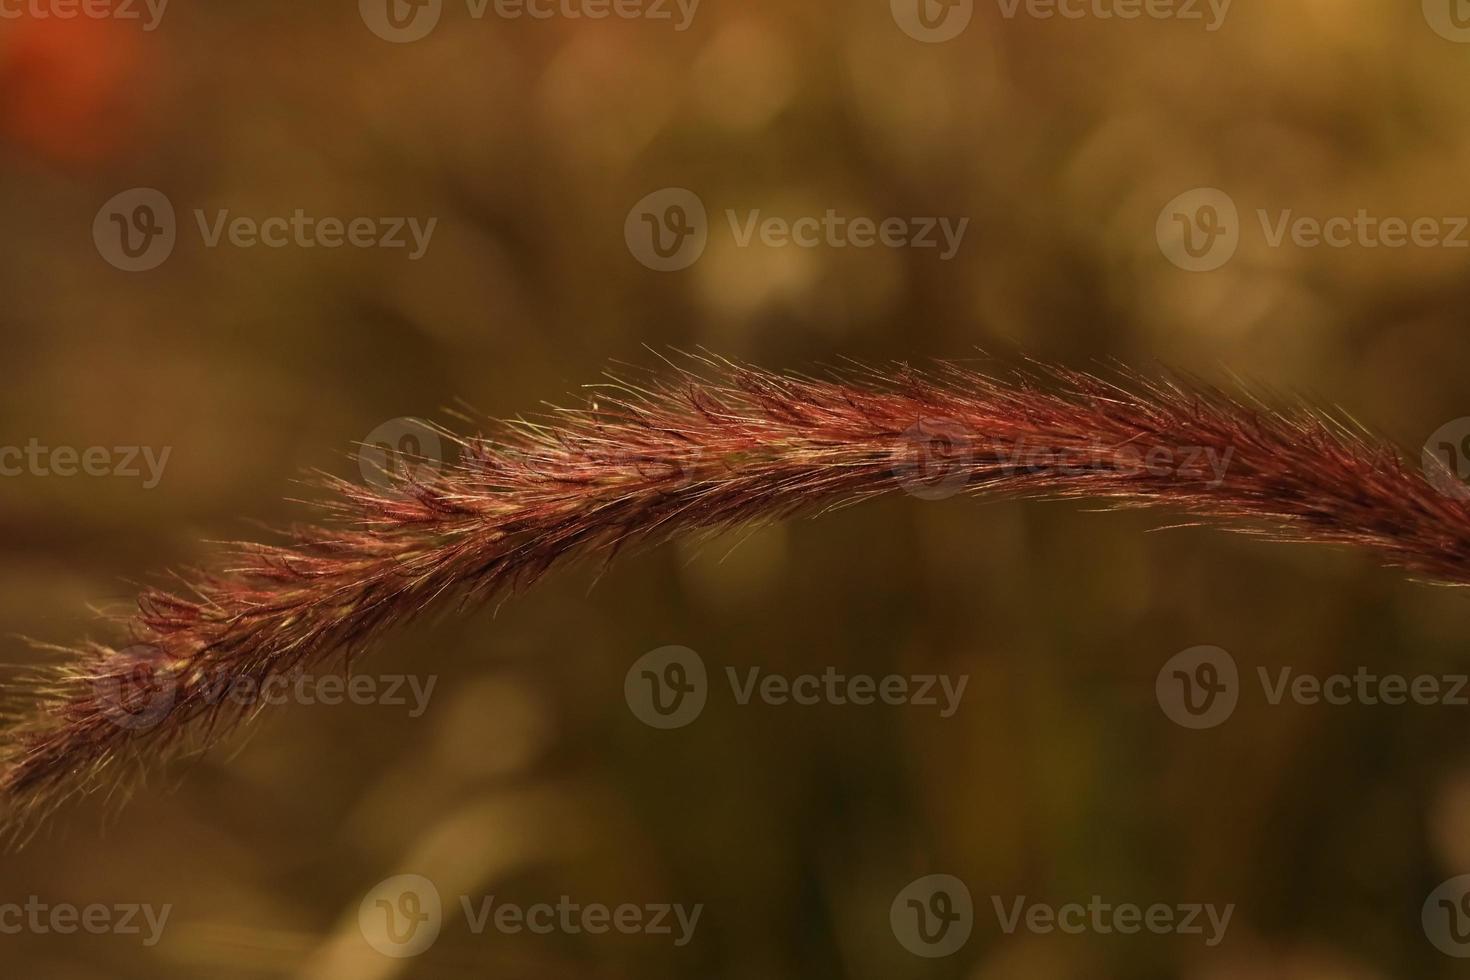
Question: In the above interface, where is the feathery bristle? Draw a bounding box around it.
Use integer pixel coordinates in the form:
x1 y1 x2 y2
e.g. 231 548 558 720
3 355 1468 838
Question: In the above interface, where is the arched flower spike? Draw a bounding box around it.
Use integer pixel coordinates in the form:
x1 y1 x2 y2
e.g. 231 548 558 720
5 355 1469 839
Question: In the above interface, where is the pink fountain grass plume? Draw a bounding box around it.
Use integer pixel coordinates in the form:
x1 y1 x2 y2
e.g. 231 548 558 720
4 354 1470 837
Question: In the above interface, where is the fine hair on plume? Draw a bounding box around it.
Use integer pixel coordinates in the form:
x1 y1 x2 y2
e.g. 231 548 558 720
3 353 1467 841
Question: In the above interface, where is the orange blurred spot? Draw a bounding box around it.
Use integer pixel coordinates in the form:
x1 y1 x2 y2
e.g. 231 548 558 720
0 16 149 163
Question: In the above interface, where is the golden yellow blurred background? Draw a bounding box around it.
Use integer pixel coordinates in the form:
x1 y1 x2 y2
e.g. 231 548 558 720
5 1 1470 977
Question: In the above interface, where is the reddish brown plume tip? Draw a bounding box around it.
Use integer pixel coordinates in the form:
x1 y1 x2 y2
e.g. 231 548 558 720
3 354 1469 841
